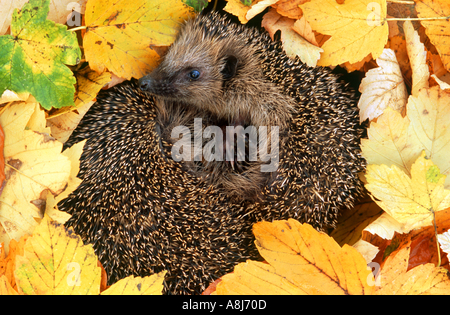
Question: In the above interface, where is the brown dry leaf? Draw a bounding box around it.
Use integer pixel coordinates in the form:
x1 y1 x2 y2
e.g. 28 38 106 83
416 0 450 72
375 244 450 294
358 48 408 122
331 201 383 247
216 219 375 295
84 0 195 79
262 9 322 67
300 0 388 66
272 0 305 20
404 20 429 96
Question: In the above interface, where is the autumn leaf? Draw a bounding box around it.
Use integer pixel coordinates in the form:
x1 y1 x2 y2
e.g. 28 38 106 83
272 0 306 20
300 0 388 66
366 151 450 231
331 201 383 247
47 67 111 143
416 0 450 72
246 0 278 21
262 9 322 67
358 48 407 122
403 20 429 96
375 244 450 294
224 0 253 24
0 102 72 248
362 86 450 188
14 216 101 294
216 219 375 295
0 0 81 110
83 0 195 79
101 272 166 295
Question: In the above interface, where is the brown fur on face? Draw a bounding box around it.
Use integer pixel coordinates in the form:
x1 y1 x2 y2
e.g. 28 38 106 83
139 13 296 201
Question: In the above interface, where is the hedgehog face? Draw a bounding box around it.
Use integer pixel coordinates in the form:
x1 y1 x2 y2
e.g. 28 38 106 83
139 44 239 121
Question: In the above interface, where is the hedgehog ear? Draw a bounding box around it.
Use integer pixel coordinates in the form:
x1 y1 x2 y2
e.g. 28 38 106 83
221 55 238 80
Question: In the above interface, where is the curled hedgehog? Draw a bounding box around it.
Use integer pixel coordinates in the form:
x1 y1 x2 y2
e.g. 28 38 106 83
58 12 365 294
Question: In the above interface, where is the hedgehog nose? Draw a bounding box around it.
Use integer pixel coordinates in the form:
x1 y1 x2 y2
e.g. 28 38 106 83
138 76 153 92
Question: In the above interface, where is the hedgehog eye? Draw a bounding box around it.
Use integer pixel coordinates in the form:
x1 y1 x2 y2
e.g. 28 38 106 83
188 70 201 80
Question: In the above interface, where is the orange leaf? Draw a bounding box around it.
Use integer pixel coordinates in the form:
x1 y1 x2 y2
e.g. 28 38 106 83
216 220 375 295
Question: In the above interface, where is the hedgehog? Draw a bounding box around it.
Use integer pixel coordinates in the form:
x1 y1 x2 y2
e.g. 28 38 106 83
58 12 365 294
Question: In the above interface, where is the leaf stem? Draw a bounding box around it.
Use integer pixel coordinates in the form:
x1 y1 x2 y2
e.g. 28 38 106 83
432 210 441 267
387 0 415 4
69 26 87 32
385 16 450 21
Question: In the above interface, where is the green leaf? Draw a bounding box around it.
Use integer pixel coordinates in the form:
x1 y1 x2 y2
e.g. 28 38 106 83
183 0 209 12
0 0 81 110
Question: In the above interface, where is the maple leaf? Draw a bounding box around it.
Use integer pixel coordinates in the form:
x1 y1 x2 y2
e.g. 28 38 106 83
83 0 195 80
375 244 450 294
216 219 375 295
300 0 388 66
0 0 81 110
14 216 101 294
362 86 450 187
358 48 408 122
366 151 450 231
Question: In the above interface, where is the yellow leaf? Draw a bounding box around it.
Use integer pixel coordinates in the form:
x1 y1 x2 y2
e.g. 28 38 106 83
404 20 429 96
0 102 71 247
47 67 111 143
358 48 407 122
366 151 450 231
362 86 450 187
14 216 101 295
216 219 375 295
300 0 388 66
416 0 450 72
101 271 166 295
361 107 422 176
224 0 253 24
407 87 450 185
217 260 307 294
376 245 450 294
45 140 85 224
84 0 195 79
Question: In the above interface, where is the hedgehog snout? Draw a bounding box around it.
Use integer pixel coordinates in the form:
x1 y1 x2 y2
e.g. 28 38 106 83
138 75 154 92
